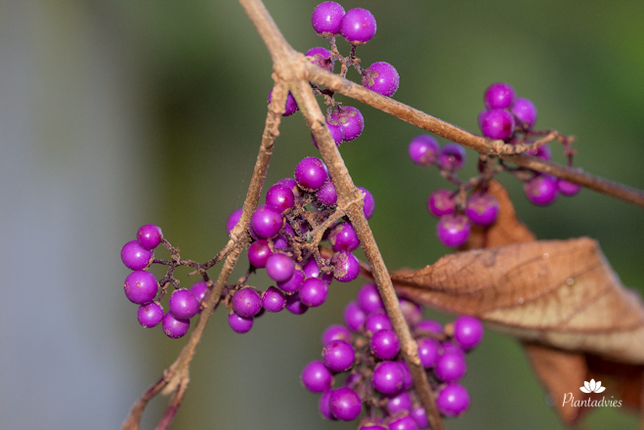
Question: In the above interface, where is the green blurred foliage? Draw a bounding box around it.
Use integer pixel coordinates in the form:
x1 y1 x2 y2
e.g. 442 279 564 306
111 0 643 428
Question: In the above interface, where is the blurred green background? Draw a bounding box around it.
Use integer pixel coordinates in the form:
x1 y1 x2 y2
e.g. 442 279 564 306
1 0 643 429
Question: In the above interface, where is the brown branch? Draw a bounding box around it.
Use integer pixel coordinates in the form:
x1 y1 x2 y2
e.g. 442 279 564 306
304 64 644 208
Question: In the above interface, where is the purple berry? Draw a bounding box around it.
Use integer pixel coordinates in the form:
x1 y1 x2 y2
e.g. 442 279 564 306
415 319 443 335
385 391 412 414
319 390 337 420
344 301 366 331
436 384 470 417
340 8 377 45
372 361 404 394
439 143 467 171
484 82 516 109
285 292 309 315
312 121 344 149
512 97 537 129
232 287 263 318
480 108 516 140
557 178 581 196
435 351 467 382
226 207 243 235
465 192 500 226
528 143 552 161
262 286 287 312
162 312 190 339
137 302 164 328
276 265 304 294
251 205 284 239
427 189 455 218
124 270 159 305
323 339 355 372
417 338 439 368
357 186 375 219
331 106 364 142
356 283 384 314
121 240 154 271
303 259 334 285
276 177 302 203
408 135 440 166
370 329 400 360
301 360 334 393
311 1 345 36
524 175 558 206
169 289 200 320
248 239 274 268
190 280 209 303
329 222 360 252
228 312 253 333
332 251 360 282
299 277 329 307
411 406 429 429
265 253 295 283
267 88 298 116
436 214 471 248
440 342 466 359
362 61 399 97
399 297 422 326
306 47 336 72
453 315 484 349
136 224 163 250
295 157 329 191
397 360 413 390
322 324 352 346
364 312 393 334
265 183 295 212
316 179 338 206
388 414 420 430
329 387 362 421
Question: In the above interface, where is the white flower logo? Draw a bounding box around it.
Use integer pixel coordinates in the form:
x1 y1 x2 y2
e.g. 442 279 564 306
580 379 606 393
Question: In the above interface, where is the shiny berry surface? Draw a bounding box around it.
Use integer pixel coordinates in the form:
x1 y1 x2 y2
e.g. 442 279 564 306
524 175 558 206
362 61 399 97
436 214 471 248
124 270 159 305
301 360 333 393
169 289 200 320
329 387 362 421
427 189 455 218
311 1 345 35
436 383 470 417
121 240 154 271
323 339 355 372
480 108 515 140
484 82 515 109
340 8 377 45
162 312 190 339
408 135 440 166
453 315 484 349
136 224 163 250
465 193 500 226
137 302 164 328
295 157 329 191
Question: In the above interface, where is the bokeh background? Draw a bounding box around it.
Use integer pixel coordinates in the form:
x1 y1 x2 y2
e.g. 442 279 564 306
1 0 643 429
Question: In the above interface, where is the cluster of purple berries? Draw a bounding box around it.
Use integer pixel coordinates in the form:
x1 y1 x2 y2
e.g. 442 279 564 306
224 156 376 334
301 283 483 429
408 135 499 248
121 225 210 339
269 2 400 150
478 82 581 205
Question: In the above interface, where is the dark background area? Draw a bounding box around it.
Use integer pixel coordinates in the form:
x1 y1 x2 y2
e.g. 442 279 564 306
1 0 642 429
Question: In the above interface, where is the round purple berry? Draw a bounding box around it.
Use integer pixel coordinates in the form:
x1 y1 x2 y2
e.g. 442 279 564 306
303 258 334 286
344 301 366 331
465 192 500 226
415 319 443 335
137 302 164 328
322 324 352 346
436 214 471 248
251 205 284 239
295 157 329 191
136 224 163 250
357 186 375 219
121 240 154 271
262 286 287 312
323 339 355 372
276 265 304 294
372 361 404 394
226 207 243 235
329 387 362 421
332 251 360 282
266 253 296 283
228 312 253 333
524 175 558 206
312 121 344 149
162 312 190 339
124 270 159 305
285 292 309 315
331 106 364 142
480 108 516 140
528 143 552 161
267 88 298 116
439 143 467 171
557 178 581 197
329 222 360 252
364 312 393 334
265 183 295 212
169 289 200 320
299 277 329 307
356 283 384 314
411 406 429 429
417 337 439 368
408 135 440 166
453 315 484 349
484 82 516 109
362 61 399 97
340 8 377 45
436 384 470 417
248 239 274 269
427 189 455 218
190 280 209 303
301 360 334 393
512 97 537 129
371 329 400 360
319 390 337 420
316 179 338 206
388 414 420 430
435 351 467 382
311 1 345 36
385 391 412 414
232 287 263 318
306 47 335 72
